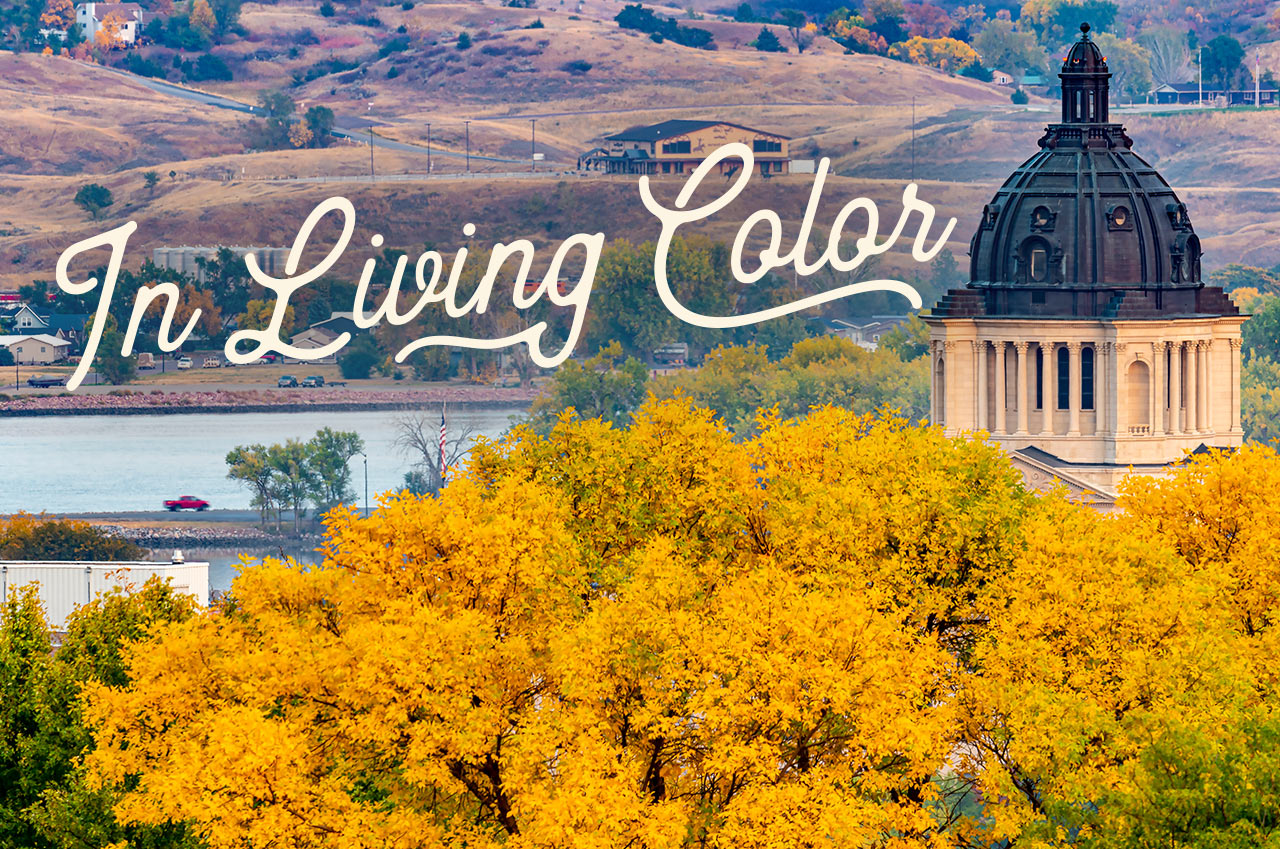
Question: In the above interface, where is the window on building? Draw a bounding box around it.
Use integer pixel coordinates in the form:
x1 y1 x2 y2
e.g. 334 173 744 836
753 139 782 152
1057 346 1069 410
1030 248 1048 282
1082 346 1095 410
1035 347 1043 409
661 140 691 154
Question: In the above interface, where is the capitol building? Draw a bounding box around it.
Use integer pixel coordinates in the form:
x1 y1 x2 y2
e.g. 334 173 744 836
924 23 1245 502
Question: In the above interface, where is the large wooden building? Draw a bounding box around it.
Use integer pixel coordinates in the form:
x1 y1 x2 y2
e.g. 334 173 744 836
579 120 791 176
924 24 1245 503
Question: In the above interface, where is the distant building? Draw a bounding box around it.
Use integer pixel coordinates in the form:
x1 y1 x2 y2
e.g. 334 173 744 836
1 305 90 345
822 316 909 350
75 2 143 44
151 246 292 283
289 312 360 359
991 69 1015 86
1150 82 1276 106
579 120 791 176
0 333 71 364
0 551 207 631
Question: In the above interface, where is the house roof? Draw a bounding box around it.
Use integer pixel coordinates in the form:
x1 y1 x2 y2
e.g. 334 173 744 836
605 119 790 142
85 2 143 16
37 313 90 333
311 315 359 336
0 334 70 347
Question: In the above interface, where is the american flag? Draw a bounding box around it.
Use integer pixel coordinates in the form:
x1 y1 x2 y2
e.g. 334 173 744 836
439 407 447 482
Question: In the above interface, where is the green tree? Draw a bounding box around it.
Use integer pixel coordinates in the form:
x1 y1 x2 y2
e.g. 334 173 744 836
776 8 811 52
1093 32 1153 102
973 18 1046 74
879 313 930 361
307 427 365 514
752 25 785 51
338 334 382 379
269 439 316 533
1243 295 1280 362
142 171 160 193
526 342 650 433
584 239 676 359
0 579 198 849
456 30 471 49
95 329 136 385
1242 356 1280 444
72 184 113 220
303 105 334 146
226 444 277 526
1202 34 1244 89
0 515 145 561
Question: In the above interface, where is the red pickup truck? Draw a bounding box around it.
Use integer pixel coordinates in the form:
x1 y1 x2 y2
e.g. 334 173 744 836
164 495 210 512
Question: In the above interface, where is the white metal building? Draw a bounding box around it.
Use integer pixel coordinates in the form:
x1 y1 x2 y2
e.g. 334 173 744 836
0 552 208 630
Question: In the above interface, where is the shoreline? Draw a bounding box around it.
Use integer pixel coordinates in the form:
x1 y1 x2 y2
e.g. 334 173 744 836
0 387 537 417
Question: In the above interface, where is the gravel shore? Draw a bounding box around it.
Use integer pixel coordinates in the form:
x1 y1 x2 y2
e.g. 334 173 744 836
0 387 537 417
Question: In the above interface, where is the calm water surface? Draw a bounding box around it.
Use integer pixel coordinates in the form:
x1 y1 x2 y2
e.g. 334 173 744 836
1 408 524 513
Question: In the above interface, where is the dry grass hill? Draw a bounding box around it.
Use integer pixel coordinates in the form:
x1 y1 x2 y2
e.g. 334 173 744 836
2 0 1280 292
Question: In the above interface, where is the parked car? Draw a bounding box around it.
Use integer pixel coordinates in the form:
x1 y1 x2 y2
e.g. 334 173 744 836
163 495 210 512
202 357 222 368
277 375 299 387
26 375 66 388
137 353 156 370
300 375 325 387
176 357 193 370
260 354 278 363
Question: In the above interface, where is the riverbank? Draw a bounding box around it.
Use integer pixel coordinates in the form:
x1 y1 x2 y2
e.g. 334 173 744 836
0 386 537 417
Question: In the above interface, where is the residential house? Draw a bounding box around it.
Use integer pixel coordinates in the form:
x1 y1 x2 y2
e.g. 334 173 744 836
991 69 1015 86
579 120 791 176
0 334 71 364
3 305 90 347
75 2 143 44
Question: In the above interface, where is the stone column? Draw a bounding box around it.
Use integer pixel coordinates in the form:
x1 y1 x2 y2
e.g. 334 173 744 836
1068 341 1082 436
929 341 937 423
994 341 1007 435
943 341 956 430
974 340 986 431
1185 341 1199 434
1108 342 1123 436
1197 340 1210 434
1152 341 1166 437
1040 342 1055 436
1015 341 1030 436
1230 338 1243 435
1170 341 1183 434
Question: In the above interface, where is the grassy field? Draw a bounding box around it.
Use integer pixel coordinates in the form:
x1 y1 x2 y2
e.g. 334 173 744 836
3 0 1280 294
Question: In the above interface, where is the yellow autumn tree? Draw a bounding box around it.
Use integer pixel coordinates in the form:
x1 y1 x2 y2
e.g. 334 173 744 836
80 405 1280 848
85 401 1034 849
93 11 128 49
289 121 314 148
39 0 74 30
888 35 980 70
189 0 216 36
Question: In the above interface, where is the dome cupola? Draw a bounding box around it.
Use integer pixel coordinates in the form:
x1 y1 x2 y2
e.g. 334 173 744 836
932 23 1238 321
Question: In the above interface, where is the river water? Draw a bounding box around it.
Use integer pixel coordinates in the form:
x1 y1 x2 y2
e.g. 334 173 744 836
1 407 525 514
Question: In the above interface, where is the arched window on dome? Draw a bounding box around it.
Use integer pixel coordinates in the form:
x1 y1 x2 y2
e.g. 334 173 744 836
1021 237 1052 284
1187 235 1202 282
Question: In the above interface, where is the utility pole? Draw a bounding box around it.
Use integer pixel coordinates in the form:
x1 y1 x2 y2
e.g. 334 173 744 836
426 122 432 173
368 103 375 182
464 120 471 173
530 118 536 171
1198 46 1203 106
1256 49 1261 109
911 96 916 182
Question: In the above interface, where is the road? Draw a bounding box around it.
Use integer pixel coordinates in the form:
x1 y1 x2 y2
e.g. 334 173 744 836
100 64 524 164
60 509 265 523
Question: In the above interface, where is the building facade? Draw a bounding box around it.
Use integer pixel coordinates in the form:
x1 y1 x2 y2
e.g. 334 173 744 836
924 24 1245 498
75 2 143 44
579 120 791 176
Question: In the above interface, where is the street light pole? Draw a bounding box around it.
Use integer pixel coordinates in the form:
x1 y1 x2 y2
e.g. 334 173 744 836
464 120 471 173
1198 46 1203 106
426 121 432 173
530 118 536 171
368 103 375 182
361 453 368 518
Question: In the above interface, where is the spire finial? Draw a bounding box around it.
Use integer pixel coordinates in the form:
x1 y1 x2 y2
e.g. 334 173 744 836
1080 21 1091 37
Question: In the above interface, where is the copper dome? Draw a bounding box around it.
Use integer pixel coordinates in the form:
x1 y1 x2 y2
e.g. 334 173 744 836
933 24 1238 321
